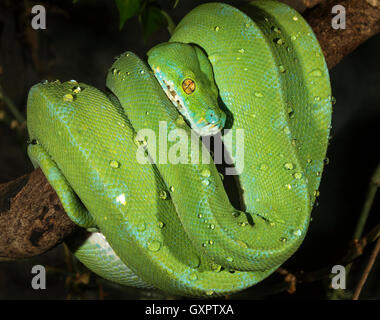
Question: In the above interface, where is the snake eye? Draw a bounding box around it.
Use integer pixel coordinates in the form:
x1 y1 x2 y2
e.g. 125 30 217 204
182 78 196 94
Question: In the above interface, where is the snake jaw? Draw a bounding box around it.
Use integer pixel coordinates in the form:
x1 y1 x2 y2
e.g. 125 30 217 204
163 79 185 111
197 122 223 136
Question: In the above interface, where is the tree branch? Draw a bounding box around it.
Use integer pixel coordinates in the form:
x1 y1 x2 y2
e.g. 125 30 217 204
1 0 380 259
352 236 380 300
0 169 77 260
304 0 380 69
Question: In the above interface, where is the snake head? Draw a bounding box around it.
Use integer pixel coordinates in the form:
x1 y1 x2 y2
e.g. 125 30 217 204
147 42 226 136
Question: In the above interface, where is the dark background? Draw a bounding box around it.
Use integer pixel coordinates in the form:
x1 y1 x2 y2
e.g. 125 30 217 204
0 0 379 299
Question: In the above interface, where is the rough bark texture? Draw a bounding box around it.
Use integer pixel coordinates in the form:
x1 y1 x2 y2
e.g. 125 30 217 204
0 0 380 259
305 0 380 69
0 169 77 260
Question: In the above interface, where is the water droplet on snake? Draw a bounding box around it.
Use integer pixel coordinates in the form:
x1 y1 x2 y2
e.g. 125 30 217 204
116 193 126 205
274 38 285 45
72 86 83 94
63 94 74 102
159 190 168 200
284 162 294 170
157 221 165 229
310 69 322 77
293 229 302 237
109 160 120 168
201 169 211 177
329 95 336 105
147 240 161 252
293 172 302 179
133 134 147 147
211 263 222 272
202 179 210 186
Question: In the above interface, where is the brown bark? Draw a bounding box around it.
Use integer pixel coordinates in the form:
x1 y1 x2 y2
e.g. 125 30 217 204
0 169 77 260
304 0 380 69
0 0 380 259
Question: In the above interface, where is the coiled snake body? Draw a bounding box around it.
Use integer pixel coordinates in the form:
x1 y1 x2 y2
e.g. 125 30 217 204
27 1 331 296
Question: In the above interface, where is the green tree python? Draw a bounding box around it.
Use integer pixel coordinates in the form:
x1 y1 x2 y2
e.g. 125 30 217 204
26 1 332 296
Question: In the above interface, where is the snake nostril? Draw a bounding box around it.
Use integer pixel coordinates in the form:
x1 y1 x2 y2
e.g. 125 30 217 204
205 109 219 124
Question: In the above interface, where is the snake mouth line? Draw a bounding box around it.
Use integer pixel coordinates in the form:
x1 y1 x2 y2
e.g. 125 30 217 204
162 79 186 112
